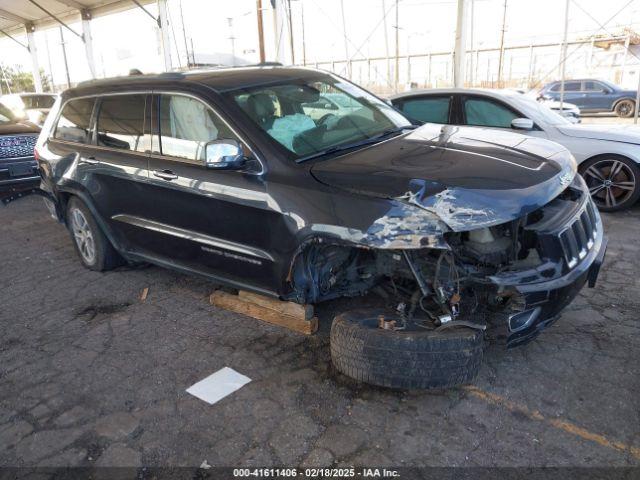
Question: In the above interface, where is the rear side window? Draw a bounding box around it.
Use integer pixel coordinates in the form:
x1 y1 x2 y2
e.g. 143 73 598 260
396 96 451 124
463 97 519 128
97 95 148 152
54 98 95 143
158 94 237 161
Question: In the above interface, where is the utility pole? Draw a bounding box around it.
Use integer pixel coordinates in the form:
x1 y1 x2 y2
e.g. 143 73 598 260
453 0 468 88
340 0 350 75
227 18 236 65
178 0 190 67
59 27 71 89
300 0 307 66
382 0 391 88
468 0 474 86
394 0 399 93
287 0 295 64
256 0 265 63
559 0 570 113
497 0 507 87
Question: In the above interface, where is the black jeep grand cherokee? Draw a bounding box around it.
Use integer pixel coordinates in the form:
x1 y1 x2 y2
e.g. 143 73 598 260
34 67 606 388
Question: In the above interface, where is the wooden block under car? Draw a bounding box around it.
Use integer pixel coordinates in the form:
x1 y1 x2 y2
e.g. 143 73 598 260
209 290 318 335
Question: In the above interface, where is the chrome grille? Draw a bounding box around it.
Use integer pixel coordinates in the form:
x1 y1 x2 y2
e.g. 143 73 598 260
0 135 37 160
559 199 597 269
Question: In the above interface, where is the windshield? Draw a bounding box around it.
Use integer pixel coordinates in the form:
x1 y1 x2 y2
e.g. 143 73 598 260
516 95 571 126
228 76 411 160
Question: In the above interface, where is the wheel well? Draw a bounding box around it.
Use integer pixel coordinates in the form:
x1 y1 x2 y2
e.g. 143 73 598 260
613 97 636 108
579 153 638 173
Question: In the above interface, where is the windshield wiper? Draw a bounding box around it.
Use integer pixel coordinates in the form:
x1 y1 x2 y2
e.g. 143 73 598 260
297 125 416 163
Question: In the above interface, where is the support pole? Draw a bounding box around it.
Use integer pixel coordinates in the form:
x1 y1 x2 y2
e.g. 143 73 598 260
59 27 71 88
340 0 350 76
256 0 265 63
157 0 172 71
81 10 96 79
394 0 399 92
559 0 570 113
497 0 507 87
25 24 43 92
468 0 474 86
634 70 640 124
453 0 468 88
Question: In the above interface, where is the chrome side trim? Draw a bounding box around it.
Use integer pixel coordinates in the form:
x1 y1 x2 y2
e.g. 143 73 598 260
111 214 274 262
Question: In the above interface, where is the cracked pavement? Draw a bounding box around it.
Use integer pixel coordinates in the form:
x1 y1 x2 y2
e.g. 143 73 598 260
1 196 639 468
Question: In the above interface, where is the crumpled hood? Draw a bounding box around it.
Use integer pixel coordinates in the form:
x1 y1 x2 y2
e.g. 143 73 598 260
557 124 640 143
311 124 577 231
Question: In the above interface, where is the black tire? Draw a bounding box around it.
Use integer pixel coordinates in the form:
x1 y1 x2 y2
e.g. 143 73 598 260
579 155 640 212
614 99 635 118
330 310 484 389
66 197 123 271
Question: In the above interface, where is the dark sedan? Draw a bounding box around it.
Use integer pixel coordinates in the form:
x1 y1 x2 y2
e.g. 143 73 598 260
539 79 637 117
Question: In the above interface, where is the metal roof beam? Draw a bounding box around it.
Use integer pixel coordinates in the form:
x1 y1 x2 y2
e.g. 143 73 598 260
53 0 88 9
0 8 29 24
0 28 29 49
26 0 84 40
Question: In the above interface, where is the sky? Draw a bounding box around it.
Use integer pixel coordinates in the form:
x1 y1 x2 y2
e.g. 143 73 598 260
0 0 639 89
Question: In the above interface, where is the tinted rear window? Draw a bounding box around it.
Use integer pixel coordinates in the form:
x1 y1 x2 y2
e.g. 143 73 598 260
96 95 147 152
54 98 95 143
397 96 451 124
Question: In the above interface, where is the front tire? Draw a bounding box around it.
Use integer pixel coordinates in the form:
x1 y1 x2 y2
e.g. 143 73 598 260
66 197 123 271
614 99 635 118
330 310 484 389
580 156 640 211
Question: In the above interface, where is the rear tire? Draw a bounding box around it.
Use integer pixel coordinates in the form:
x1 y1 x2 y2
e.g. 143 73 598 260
614 99 635 118
66 197 123 271
330 310 484 389
579 155 640 211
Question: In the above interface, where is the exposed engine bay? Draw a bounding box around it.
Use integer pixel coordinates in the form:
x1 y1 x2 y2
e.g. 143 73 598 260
287 184 600 341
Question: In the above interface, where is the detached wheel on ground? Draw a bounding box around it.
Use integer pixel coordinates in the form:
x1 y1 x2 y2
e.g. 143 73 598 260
66 197 124 271
330 310 484 389
614 99 635 118
580 155 640 211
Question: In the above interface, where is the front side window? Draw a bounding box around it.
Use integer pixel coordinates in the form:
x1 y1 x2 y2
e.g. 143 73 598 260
96 95 147 152
463 97 519 129
159 94 237 160
584 81 605 92
54 98 95 143
228 76 411 160
396 96 451 124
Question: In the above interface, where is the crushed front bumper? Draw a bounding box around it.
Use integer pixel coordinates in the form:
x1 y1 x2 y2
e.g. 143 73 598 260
489 191 607 348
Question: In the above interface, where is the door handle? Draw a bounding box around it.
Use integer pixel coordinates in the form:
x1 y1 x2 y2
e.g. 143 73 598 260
153 169 178 180
81 156 99 165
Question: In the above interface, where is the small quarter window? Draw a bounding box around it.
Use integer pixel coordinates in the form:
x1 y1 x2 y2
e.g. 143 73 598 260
54 98 95 143
97 95 148 152
158 94 237 160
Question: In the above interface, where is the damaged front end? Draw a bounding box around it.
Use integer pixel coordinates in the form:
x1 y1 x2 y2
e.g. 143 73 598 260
286 174 606 348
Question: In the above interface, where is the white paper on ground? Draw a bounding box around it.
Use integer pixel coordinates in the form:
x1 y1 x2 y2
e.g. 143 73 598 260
186 367 251 405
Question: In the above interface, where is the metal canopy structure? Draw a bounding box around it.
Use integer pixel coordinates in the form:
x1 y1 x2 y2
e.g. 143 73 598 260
0 0 162 92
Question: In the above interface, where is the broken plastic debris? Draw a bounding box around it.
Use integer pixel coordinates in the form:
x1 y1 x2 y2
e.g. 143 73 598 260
186 367 251 405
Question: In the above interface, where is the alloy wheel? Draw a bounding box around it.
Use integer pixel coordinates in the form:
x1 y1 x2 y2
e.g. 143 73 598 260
71 208 96 264
582 159 636 209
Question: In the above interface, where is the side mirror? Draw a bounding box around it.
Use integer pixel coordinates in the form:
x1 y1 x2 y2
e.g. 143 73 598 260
204 139 246 170
511 118 534 131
